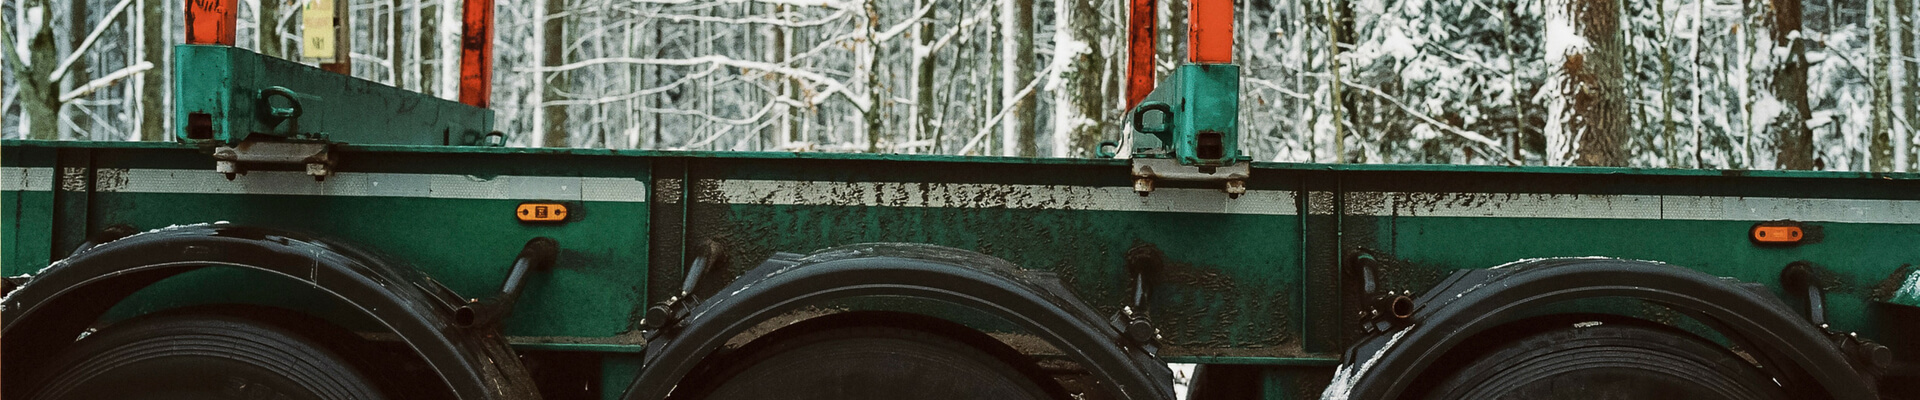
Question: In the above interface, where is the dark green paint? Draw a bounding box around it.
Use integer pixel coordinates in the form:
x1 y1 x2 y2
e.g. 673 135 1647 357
173 45 493 146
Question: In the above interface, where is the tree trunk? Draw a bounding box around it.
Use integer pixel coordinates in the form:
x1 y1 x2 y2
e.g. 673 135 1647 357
388 0 403 87
1655 0 1675 166
914 0 935 154
139 0 167 140
438 0 460 100
1870 0 1894 171
1326 0 1351 163
260 0 282 57
418 0 434 96
1893 0 1915 171
1049 0 1104 157
999 0 1035 157
65 0 92 139
1760 0 1813 169
1544 0 1628 166
1691 0 1705 167
17 0 60 140
1503 0 1527 163
540 0 569 147
860 0 884 153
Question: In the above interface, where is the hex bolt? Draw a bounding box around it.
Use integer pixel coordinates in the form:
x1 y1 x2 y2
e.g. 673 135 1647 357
1134 178 1155 196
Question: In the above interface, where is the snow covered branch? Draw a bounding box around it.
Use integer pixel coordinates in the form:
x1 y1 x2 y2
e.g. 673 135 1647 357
59 61 152 103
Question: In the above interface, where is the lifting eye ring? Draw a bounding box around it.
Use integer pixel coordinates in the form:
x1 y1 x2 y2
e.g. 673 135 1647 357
1131 101 1173 134
260 86 304 121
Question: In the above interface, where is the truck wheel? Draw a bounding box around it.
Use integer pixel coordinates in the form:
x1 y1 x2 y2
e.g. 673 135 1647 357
692 326 1058 400
1419 322 1789 400
25 312 389 400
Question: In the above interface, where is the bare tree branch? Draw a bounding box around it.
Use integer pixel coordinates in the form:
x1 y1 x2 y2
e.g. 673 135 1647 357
958 62 1058 155
60 61 153 102
520 55 872 109
48 0 134 82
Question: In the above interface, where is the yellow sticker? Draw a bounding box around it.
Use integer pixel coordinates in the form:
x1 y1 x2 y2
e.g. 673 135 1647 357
301 0 337 59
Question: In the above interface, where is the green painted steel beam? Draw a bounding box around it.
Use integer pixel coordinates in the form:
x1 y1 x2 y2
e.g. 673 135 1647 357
173 45 494 146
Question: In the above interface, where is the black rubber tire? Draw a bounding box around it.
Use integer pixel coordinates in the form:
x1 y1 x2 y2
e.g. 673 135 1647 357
1419 321 1790 400
25 312 389 400
690 325 1058 400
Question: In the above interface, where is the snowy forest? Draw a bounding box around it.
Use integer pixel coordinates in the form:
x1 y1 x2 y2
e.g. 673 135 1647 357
3 0 1918 170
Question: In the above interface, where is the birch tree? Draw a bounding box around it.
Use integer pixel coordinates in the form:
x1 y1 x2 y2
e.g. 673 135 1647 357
1543 0 1627 166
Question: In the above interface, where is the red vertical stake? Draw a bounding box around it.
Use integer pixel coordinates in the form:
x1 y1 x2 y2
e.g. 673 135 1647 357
1188 0 1233 63
185 0 237 45
1125 0 1157 109
459 0 495 108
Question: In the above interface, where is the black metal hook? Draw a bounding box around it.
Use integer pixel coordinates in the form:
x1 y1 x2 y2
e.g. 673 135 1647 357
454 237 559 328
642 240 729 334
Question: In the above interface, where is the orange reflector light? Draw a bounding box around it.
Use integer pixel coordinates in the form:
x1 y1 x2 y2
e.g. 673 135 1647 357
516 203 568 222
1751 226 1803 243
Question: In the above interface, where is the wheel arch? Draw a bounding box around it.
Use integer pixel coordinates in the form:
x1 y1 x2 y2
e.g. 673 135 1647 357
0 223 540 400
624 243 1175 400
1323 258 1877 400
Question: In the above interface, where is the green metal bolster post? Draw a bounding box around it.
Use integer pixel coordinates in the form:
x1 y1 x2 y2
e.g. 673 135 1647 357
173 45 495 146
1124 62 1250 196
1129 64 1245 167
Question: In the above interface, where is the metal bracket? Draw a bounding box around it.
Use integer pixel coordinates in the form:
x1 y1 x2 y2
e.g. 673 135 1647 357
1130 158 1251 197
211 140 335 180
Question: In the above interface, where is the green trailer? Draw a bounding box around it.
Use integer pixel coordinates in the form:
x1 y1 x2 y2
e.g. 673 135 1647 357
5 3 1920 400
8 124 1920 400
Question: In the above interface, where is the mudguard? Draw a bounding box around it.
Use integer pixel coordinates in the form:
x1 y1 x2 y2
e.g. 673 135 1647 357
624 243 1175 400
0 223 541 400
1321 258 1875 400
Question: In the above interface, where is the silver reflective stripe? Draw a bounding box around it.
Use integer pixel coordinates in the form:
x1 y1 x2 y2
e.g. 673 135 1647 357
701 179 1298 215
0 167 55 191
83 168 646 202
1341 191 1920 224
1661 195 1920 224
